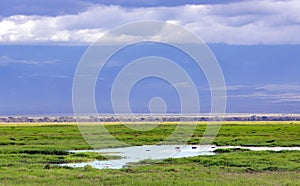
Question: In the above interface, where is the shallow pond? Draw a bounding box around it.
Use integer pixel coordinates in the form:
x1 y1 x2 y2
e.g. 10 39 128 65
60 145 300 169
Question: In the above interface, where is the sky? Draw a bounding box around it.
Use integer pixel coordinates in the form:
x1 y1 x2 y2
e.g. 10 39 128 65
0 0 300 115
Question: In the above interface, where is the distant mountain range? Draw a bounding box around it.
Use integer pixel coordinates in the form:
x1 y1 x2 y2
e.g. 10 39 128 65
1 114 300 123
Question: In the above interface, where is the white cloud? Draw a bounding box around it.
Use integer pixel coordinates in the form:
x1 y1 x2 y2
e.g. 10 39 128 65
255 84 300 92
229 83 300 103
0 0 300 45
0 56 59 66
17 73 72 80
0 15 105 44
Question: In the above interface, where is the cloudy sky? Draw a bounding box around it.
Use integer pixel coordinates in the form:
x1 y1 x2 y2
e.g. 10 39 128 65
1 0 300 115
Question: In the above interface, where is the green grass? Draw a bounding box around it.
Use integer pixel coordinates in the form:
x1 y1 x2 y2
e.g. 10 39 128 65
0 123 300 185
104 123 300 146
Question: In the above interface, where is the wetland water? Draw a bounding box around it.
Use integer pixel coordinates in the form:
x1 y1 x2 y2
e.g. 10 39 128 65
60 145 300 169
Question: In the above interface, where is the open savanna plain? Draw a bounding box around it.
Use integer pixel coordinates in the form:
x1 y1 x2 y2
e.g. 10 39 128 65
0 121 300 185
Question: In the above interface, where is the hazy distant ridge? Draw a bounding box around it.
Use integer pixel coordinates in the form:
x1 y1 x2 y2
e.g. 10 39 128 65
1 114 300 123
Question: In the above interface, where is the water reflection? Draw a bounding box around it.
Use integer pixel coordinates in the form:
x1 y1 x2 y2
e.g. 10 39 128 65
60 145 300 169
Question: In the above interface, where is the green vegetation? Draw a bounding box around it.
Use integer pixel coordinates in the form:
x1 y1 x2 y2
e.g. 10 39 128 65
105 123 300 147
0 123 300 185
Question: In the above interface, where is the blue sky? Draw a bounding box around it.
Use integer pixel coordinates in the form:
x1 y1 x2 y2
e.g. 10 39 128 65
0 0 300 115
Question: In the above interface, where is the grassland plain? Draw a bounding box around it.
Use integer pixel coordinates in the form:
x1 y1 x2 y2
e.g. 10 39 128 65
0 122 300 185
